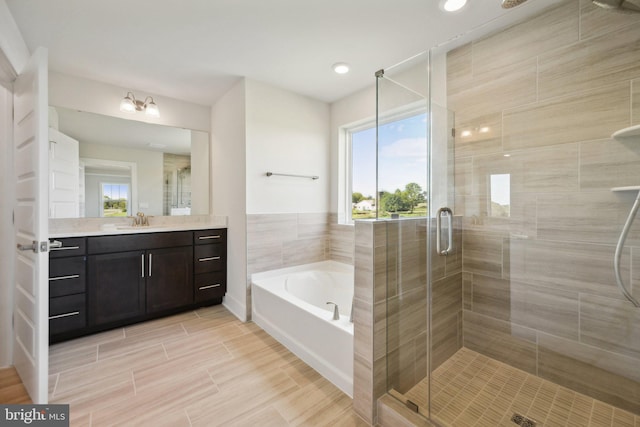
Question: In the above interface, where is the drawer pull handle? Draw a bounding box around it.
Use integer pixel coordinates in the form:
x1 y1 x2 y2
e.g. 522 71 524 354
50 246 80 251
199 284 221 290
49 311 80 320
198 235 221 240
49 274 80 282
198 256 221 262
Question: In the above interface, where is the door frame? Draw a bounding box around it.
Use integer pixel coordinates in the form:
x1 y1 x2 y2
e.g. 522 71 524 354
0 47 17 369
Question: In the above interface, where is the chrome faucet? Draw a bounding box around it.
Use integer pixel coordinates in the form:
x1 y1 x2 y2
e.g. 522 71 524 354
326 302 340 320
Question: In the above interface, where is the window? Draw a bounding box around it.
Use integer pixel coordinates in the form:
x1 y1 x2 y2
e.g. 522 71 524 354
343 111 428 223
489 173 510 217
101 183 129 217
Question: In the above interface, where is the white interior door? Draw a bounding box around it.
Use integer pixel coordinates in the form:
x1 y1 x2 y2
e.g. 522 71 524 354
13 47 49 404
49 128 79 218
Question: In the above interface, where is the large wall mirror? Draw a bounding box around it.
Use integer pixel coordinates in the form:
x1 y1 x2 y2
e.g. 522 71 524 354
48 106 210 219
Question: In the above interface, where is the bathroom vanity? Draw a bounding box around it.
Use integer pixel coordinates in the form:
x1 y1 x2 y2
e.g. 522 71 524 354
48 226 227 343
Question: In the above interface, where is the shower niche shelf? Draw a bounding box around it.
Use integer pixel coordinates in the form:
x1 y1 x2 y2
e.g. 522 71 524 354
611 186 640 193
612 124 640 141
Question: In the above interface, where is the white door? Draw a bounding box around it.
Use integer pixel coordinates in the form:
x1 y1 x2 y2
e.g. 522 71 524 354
49 128 79 218
13 47 49 404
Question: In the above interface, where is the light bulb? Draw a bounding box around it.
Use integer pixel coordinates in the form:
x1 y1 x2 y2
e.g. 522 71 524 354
145 100 160 117
119 95 135 113
333 63 350 74
443 0 467 12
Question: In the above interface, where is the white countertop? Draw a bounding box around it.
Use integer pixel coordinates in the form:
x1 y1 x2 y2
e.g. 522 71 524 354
49 215 228 238
50 223 226 238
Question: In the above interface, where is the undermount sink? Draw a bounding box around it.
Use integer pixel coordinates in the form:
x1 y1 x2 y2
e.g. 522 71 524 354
114 224 172 231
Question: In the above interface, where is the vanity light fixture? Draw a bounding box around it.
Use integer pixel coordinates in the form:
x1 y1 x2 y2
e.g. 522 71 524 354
333 62 350 74
442 0 468 12
119 92 160 117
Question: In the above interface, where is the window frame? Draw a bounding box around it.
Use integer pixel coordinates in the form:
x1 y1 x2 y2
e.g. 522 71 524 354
339 103 428 225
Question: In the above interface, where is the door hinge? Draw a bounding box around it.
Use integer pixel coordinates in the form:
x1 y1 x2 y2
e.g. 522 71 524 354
451 128 456 138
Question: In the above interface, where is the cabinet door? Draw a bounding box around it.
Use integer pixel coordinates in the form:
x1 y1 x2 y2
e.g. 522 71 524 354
146 246 193 313
88 251 145 326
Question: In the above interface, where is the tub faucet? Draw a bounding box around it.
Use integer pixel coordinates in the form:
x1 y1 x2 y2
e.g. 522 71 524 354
326 302 340 320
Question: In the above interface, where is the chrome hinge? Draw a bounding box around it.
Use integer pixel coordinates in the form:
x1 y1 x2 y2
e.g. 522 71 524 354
375 69 384 78
451 128 456 138
405 400 419 413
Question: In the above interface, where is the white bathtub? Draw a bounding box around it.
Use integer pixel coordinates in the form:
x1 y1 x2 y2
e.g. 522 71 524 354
251 260 354 397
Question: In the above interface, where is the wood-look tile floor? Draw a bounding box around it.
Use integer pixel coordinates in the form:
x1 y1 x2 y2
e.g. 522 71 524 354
0 367 31 404
49 305 370 427
400 347 640 427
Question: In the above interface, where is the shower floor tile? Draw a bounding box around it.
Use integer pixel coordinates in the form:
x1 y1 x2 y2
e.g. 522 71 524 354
397 347 640 427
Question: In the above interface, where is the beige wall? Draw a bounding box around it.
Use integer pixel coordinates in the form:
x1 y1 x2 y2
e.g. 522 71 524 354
79 142 164 216
449 0 640 414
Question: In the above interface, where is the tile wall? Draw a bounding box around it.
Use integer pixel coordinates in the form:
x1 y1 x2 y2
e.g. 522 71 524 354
245 212 355 317
353 217 462 424
245 213 354 277
448 0 640 414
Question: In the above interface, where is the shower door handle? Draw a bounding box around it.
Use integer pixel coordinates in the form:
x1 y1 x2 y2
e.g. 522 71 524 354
436 207 453 256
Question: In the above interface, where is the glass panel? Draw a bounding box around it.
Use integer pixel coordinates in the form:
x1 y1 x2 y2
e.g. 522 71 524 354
377 52 441 422
425 1 640 424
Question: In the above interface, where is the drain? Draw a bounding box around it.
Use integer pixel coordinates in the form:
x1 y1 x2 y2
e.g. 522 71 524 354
511 413 537 426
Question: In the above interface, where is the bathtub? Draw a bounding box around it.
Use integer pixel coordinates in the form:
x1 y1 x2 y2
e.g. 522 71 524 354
251 260 354 397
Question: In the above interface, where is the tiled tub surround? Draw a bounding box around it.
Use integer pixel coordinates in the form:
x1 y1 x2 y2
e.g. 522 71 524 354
246 212 355 317
353 218 463 424
247 213 354 276
449 0 640 415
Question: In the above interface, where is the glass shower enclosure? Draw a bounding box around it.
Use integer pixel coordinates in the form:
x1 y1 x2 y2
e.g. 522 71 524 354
378 1 640 424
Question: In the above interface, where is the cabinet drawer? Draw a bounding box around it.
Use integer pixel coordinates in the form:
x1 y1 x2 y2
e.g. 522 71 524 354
194 229 226 245
49 237 86 258
194 272 226 302
49 294 86 335
194 244 225 274
49 257 86 297
88 231 193 254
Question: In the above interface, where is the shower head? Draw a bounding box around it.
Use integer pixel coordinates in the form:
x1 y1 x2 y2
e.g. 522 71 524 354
592 0 640 13
501 0 529 9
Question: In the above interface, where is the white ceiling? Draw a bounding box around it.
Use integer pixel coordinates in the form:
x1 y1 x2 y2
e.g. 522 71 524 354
6 0 560 106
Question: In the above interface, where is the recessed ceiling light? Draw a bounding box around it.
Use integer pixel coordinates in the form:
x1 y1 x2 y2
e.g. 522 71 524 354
333 63 350 74
442 0 468 12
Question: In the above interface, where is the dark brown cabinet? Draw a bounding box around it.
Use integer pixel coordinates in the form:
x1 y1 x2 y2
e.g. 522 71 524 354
194 229 227 303
50 228 226 343
88 250 146 326
48 237 87 340
146 246 193 313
